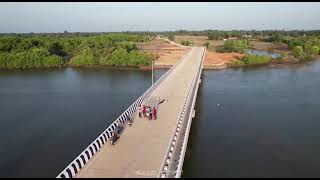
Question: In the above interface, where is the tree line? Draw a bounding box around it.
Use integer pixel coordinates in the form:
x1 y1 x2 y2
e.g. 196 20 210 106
0 33 157 69
156 30 320 40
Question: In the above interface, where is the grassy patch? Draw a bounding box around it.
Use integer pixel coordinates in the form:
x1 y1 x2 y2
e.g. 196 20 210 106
231 54 272 66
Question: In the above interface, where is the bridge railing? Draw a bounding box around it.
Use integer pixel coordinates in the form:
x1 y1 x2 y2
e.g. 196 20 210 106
173 47 205 178
56 48 193 178
158 47 206 178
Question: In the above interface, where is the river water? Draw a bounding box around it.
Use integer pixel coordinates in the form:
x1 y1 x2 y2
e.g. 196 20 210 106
0 68 166 177
1 60 320 177
182 59 320 178
247 49 281 58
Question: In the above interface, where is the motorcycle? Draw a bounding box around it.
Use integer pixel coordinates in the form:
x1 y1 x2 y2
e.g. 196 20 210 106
110 134 119 145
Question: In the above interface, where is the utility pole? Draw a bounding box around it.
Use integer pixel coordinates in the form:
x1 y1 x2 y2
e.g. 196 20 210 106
152 59 154 86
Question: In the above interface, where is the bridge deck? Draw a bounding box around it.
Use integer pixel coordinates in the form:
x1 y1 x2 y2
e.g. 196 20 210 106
75 47 205 178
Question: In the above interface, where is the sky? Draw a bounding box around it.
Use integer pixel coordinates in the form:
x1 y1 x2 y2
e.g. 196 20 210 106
0 2 320 33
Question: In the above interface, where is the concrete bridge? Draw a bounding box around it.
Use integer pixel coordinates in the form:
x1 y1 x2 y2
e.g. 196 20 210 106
57 46 206 178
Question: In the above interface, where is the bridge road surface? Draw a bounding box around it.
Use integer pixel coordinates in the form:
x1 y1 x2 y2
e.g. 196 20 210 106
75 47 205 178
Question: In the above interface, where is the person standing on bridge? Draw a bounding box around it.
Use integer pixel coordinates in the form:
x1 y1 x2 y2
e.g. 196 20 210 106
152 107 157 120
149 106 153 120
142 105 146 118
146 106 151 120
110 131 119 145
138 105 142 118
115 122 123 134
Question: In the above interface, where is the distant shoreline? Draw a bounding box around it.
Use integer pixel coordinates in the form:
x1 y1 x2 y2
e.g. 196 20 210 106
2 58 318 72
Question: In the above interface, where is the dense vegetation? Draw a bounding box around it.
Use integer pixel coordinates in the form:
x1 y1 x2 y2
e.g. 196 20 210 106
1 30 319 69
265 34 320 62
168 35 174 41
241 54 272 65
232 54 272 65
204 42 210 48
180 40 192 46
204 30 320 62
217 39 250 53
287 37 320 62
160 29 319 64
157 29 320 40
0 33 156 69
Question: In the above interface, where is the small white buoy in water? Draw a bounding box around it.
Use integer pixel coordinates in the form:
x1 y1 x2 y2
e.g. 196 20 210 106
217 103 220 106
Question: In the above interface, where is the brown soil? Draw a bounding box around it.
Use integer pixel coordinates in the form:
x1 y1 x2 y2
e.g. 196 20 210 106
137 39 172 50
174 35 224 51
138 37 246 69
250 40 288 53
204 51 245 69
138 38 190 66
137 36 300 70
174 35 291 53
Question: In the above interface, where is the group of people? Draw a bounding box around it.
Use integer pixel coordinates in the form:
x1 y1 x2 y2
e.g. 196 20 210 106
138 105 157 120
110 98 166 145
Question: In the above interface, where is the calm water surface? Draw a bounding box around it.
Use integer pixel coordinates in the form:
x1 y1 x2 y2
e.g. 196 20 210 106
1 59 320 177
183 59 320 178
248 49 281 58
0 68 165 177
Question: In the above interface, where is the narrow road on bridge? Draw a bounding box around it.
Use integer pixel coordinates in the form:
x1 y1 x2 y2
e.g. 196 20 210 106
75 47 205 178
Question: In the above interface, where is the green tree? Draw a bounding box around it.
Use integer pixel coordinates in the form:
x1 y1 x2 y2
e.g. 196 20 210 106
268 33 284 43
0 52 8 69
0 33 156 69
69 48 96 66
168 35 174 41
116 41 137 52
221 39 249 53
293 46 304 58
240 54 271 65
106 48 130 66
310 46 319 55
185 40 190 46
129 50 153 65
48 42 67 56
43 55 64 67
303 41 313 54
208 31 221 40
204 42 210 48
280 52 288 59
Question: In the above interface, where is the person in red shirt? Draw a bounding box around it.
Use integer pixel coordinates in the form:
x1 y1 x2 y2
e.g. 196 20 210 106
152 107 157 120
142 105 146 118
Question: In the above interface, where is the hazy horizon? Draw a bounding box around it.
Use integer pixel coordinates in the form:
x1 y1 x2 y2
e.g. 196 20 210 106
1 2 320 33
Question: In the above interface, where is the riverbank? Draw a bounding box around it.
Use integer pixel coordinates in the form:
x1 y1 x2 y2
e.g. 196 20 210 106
2 55 317 72
66 64 174 71
0 36 315 71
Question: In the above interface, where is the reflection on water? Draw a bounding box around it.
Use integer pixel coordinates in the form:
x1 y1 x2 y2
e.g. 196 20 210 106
247 49 281 58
